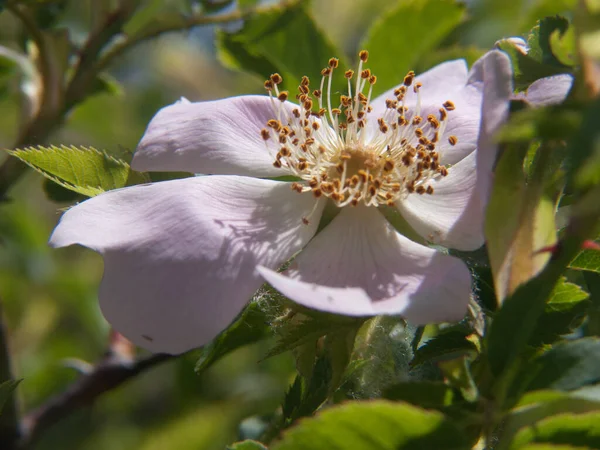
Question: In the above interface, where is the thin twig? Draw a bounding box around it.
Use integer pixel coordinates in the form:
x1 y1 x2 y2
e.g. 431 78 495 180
19 352 172 448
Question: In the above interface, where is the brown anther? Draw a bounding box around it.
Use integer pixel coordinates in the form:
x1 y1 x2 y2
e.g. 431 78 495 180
291 182 303 193
350 175 360 186
321 67 332 76
369 75 377 85
439 108 447 120
431 161 438 170
401 154 413 167
332 108 342 115
318 145 327 154
358 92 367 103
398 116 407 126
292 108 301 118
264 80 274 91
384 160 395 171
336 163 344 173
367 106 373 112
328 57 339 68
369 185 377 197
448 135 458 146
333 179 341 190
270 73 283 85
309 178 319 188
357 170 368 183
313 89 322 98
278 135 287 144
406 183 415 193
413 82 422 93
303 100 313 110
302 218 310 225
344 69 354 79
299 85 309 95
412 116 423 125
403 71 415 86
358 120 366 128
426 185 434 195
415 128 423 137
380 123 389 133
439 167 448 176
431 132 439 143
443 100 455 111
260 129 270 140
301 76 310 86
279 146 291 157
359 50 369 62
338 123 347 130
391 183 401 192
351 199 359 207
340 95 352 106
312 122 320 130
385 99 397 109
277 91 289 102
417 150 426 159
416 186 426 194
318 108 327 116
427 114 439 129
267 119 281 131
358 111 366 119
313 188 323 198
292 138 300 145
298 161 308 171
273 160 282 168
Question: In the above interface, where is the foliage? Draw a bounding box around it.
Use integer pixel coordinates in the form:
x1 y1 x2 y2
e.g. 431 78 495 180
0 0 599 449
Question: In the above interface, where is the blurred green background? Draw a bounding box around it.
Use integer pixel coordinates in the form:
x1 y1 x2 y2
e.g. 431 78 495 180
0 0 575 448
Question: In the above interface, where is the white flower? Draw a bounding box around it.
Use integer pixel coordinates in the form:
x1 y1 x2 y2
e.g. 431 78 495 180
50 50 513 354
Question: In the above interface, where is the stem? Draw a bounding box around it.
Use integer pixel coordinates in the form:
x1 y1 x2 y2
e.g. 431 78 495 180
0 302 20 450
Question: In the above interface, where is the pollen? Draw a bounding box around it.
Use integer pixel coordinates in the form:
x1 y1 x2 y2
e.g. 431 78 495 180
260 51 457 213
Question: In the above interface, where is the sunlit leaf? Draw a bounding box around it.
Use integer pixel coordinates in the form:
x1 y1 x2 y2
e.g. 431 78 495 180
570 248 600 273
227 440 267 450
8 145 149 197
360 0 465 96
272 401 468 450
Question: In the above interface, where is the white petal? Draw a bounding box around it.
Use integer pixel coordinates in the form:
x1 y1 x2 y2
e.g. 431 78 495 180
396 51 513 251
258 206 471 324
132 95 291 177
522 74 573 106
368 59 482 166
50 176 323 354
397 152 484 250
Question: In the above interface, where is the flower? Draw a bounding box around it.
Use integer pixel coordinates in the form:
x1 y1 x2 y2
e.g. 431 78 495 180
50 50 513 354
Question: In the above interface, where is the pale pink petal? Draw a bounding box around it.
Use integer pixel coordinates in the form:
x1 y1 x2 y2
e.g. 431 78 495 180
132 95 292 177
50 176 323 354
396 51 513 251
517 74 573 106
397 152 483 250
258 206 471 324
368 59 482 166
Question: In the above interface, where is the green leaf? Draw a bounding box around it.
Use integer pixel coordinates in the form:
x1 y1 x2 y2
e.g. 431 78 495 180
227 440 268 450
550 25 577 66
360 0 466 96
527 16 570 67
8 146 149 197
271 401 468 450
570 249 600 273
529 278 590 346
217 2 345 93
383 381 454 409
509 412 600 449
195 301 270 374
524 338 600 392
0 379 21 414
498 389 600 450
411 326 477 367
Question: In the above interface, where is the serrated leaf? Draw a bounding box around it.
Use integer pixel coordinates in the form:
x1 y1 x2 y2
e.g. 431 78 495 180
0 379 21 414
411 326 477 367
8 146 149 197
570 248 600 273
271 401 468 450
195 301 270 374
217 2 345 94
527 17 570 67
529 278 590 346
227 440 267 450
509 412 600 449
360 0 465 97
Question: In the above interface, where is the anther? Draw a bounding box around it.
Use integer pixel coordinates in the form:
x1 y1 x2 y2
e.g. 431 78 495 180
264 80 274 91
270 73 283 85
413 82 422 93
360 69 371 79
328 58 339 68
403 71 415 86
426 185 434 194
278 91 288 102
443 100 455 111
448 135 458 146
260 129 270 140
344 69 354 79
369 75 377 85
313 89 322 98
416 186 426 194
359 50 369 62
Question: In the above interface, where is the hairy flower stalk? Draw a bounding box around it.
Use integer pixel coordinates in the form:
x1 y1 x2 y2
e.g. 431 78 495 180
50 51 514 354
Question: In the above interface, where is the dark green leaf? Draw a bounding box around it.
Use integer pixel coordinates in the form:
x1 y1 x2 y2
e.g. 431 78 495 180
361 0 466 96
217 2 345 93
272 401 468 450
529 278 590 346
383 381 454 409
527 16 570 67
411 326 477 367
524 338 600 392
195 302 270 374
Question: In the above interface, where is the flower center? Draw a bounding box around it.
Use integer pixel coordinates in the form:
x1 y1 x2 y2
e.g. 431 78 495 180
260 50 458 220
